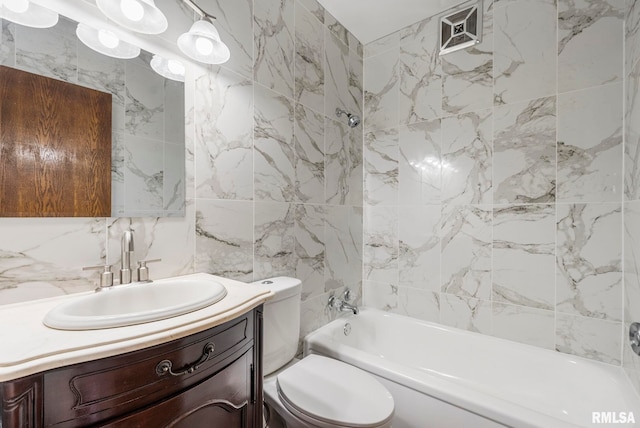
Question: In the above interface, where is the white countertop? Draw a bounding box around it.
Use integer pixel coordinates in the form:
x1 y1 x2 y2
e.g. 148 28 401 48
0 273 273 382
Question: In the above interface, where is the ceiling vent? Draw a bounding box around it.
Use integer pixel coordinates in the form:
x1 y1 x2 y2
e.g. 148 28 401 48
439 0 483 55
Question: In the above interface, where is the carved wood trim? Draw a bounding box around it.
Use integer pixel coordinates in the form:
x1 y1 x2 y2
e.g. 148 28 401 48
166 400 248 427
1 376 42 428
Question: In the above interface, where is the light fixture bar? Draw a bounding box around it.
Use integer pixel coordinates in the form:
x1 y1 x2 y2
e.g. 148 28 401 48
181 0 216 20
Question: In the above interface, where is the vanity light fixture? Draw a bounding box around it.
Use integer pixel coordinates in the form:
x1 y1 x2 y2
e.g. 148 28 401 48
0 0 58 28
177 0 230 65
76 23 140 59
96 0 168 35
150 54 186 82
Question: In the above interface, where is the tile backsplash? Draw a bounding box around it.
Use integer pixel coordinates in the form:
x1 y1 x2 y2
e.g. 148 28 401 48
362 0 636 377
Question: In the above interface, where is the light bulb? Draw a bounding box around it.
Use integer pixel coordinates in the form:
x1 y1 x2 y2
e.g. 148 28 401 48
120 0 144 22
167 59 185 75
5 0 29 13
195 37 213 56
97 29 120 49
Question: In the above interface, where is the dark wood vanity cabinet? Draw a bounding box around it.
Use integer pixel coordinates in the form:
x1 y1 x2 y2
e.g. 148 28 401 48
0 306 264 428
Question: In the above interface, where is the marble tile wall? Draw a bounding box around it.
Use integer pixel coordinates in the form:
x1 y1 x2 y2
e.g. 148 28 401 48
363 0 631 369
625 0 640 395
0 0 364 344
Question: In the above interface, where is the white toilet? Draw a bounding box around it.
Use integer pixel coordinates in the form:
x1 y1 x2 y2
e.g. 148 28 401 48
255 277 394 428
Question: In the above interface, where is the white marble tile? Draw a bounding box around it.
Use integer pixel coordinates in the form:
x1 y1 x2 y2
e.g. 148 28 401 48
493 97 556 203
493 204 556 310
399 120 441 205
347 125 364 207
107 208 195 281
124 135 164 214
0 218 106 305
556 203 622 321
254 85 295 202
164 143 185 213
183 66 196 202
394 286 440 323
556 313 622 365
440 294 492 335
364 206 398 285
1 20 15 66
296 0 324 24
77 42 125 106
442 0 493 114
325 117 350 205
626 0 640 77
349 48 364 118
363 281 398 312
364 47 399 131
624 200 640 322
14 17 77 83
441 109 493 206
364 31 400 59
399 205 440 291
125 61 164 141
324 9 349 47
441 205 492 299
204 0 254 79
325 206 362 290
295 204 325 301
300 292 332 341
626 60 640 200
493 0 556 105
195 199 253 282
254 0 294 98
194 67 253 201
398 22 442 124
111 104 126 217
164 79 185 146
364 128 399 206
254 202 296 279
295 3 324 113
326 29 359 121
557 83 623 203
558 0 624 93
492 302 555 350
294 104 324 203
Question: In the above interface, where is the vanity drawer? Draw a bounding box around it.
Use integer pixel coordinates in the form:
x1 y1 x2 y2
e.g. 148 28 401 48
43 311 254 427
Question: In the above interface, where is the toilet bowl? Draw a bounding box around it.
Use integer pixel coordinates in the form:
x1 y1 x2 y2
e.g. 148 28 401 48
254 277 394 428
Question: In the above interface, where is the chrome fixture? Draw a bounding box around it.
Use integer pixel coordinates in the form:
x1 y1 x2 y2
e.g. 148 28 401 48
335 108 361 128
120 230 135 285
96 0 168 35
136 258 161 282
631 323 640 356
439 0 483 55
178 0 230 65
76 23 141 59
83 264 114 290
328 289 359 315
0 0 58 28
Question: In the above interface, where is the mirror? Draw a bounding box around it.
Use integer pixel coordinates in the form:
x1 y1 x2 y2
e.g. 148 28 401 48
0 14 185 217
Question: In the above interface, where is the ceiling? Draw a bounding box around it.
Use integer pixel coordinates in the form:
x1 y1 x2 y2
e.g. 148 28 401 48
317 0 463 45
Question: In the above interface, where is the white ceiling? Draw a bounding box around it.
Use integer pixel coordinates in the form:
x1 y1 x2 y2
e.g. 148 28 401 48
317 0 463 45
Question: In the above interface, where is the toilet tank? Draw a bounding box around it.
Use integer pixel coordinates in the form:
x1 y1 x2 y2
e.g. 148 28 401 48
253 277 302 376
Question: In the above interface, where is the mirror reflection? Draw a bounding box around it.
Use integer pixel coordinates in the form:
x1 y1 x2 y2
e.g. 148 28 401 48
0 14 185 217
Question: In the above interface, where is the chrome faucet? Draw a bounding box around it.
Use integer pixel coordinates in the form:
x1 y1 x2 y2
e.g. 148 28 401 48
328 289 359 315
119 230 134 284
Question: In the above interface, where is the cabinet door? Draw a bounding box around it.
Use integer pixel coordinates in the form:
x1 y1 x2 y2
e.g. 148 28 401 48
100 350 253 428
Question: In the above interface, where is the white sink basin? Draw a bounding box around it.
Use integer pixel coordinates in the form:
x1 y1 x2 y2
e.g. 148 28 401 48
43 277 227 330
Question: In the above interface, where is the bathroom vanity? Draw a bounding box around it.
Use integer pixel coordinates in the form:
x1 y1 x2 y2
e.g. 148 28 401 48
0 274 271 427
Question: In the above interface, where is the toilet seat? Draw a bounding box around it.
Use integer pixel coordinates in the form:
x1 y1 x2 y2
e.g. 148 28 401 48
276 355 394 428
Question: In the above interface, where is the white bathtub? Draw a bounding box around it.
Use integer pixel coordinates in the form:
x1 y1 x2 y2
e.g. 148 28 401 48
303 309 640 428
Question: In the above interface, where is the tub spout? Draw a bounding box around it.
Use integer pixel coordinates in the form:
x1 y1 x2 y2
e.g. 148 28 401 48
340 301 359 315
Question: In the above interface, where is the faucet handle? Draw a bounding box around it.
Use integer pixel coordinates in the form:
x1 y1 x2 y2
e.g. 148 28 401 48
136 258 161 282
343 289 353 302
83 264 114 289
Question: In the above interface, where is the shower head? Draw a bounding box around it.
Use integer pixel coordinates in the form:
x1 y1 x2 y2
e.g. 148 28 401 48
336 108 361 128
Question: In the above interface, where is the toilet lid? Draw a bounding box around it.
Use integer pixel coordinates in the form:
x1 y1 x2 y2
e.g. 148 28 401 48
276 355 394 428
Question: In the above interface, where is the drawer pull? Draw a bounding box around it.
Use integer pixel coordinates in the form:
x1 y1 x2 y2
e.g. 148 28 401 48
155 342 215 377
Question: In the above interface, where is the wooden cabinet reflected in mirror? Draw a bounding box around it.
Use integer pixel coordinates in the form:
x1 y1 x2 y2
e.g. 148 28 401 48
0 16 186 218
0 66 112 217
